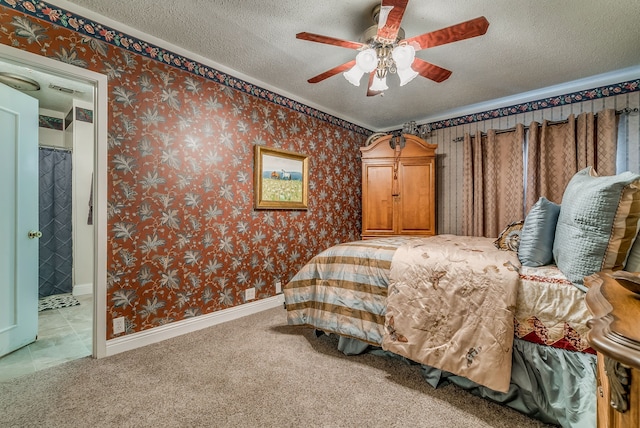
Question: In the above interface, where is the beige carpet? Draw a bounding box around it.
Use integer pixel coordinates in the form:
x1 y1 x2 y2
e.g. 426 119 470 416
0 307 553 427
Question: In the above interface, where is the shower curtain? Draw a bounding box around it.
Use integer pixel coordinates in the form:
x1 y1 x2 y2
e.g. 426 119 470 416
38 147 73 298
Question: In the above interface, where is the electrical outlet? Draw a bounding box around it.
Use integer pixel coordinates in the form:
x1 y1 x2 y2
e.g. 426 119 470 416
113 317 125 334
275 281 282 294
245 287 256 301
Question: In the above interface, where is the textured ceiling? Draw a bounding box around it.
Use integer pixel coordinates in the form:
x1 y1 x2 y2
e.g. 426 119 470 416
57 0 640 130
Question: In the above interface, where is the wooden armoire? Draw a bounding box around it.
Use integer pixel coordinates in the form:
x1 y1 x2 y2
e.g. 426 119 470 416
360 133 437 239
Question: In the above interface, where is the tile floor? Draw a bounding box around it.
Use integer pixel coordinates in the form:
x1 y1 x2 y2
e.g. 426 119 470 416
0 294 93 382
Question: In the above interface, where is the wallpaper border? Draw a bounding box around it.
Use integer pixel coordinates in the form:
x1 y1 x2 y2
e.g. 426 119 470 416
428 79 640 130
38 114 63 130
0 0 372 136
75 106 93 123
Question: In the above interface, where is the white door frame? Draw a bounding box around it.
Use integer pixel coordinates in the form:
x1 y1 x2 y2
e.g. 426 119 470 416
0 44 108 358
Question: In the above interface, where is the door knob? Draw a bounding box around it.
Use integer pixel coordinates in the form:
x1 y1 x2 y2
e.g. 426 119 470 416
28 230 42 239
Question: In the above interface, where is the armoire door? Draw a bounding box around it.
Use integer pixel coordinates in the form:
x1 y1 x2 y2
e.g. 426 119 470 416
396 158 436 235
362 162 394 237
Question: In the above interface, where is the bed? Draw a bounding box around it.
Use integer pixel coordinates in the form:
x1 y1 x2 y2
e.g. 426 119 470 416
284 167 640 428
284 235 596 428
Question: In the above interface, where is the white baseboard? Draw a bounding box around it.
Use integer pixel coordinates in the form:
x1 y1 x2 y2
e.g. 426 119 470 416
105 294 285 357
73 283 93 296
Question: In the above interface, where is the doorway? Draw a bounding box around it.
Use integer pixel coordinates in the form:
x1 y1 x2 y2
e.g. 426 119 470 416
0 44 108 380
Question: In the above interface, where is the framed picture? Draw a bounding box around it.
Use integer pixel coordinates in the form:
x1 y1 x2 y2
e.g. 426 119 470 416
254 146 309 210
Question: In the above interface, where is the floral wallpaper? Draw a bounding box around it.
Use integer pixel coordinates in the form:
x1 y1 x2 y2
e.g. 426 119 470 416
0 1 369 337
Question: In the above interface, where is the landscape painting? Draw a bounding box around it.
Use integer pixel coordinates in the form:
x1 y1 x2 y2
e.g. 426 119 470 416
254 146 309 210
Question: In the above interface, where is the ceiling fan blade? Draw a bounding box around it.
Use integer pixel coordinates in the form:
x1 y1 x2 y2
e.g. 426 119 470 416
403 16 490 51
366 73 383 97
307 59 357 84
376 0 410 43
296 32 364 50
412 58 452 83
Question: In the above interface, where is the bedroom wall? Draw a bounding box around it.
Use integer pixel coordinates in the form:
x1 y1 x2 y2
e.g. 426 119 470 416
428 91 640 235
0 2 368 338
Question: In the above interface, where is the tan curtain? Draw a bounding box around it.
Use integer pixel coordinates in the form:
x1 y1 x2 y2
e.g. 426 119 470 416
463 124 525 237
463 131 483 236
525 109 617 211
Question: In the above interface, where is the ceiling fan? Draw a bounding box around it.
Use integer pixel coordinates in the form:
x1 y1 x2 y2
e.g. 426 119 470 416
296 0 489 96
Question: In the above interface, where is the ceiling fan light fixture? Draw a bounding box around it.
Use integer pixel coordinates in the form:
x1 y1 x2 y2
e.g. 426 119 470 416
391 45 415 69
397 67 419 86
343 66 365 86
344 48 377 86
356 48 378 72
370 74 388 92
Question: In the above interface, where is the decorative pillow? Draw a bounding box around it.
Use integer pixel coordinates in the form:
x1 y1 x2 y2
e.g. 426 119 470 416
494 220 524 251
518 197 561 267
553 167 640 288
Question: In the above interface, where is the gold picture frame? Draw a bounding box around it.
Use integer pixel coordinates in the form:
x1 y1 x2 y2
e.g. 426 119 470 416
254 146 309 210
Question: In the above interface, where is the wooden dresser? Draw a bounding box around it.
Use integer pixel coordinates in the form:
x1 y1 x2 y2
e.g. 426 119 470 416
360 134 437 239
585 271 640 428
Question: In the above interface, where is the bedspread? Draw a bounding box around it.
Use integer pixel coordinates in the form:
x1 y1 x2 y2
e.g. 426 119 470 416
515 265 594 353
381 235 520 393
285 237 416 345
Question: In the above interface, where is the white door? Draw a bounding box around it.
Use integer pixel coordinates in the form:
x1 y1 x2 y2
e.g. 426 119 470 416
0 82 39 357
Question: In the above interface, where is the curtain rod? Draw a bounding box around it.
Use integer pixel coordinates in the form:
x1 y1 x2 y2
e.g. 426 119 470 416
39 144 72 152
451 107 638 142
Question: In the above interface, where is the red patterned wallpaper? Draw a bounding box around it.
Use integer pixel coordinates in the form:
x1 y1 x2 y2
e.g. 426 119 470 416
0 2 367 338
